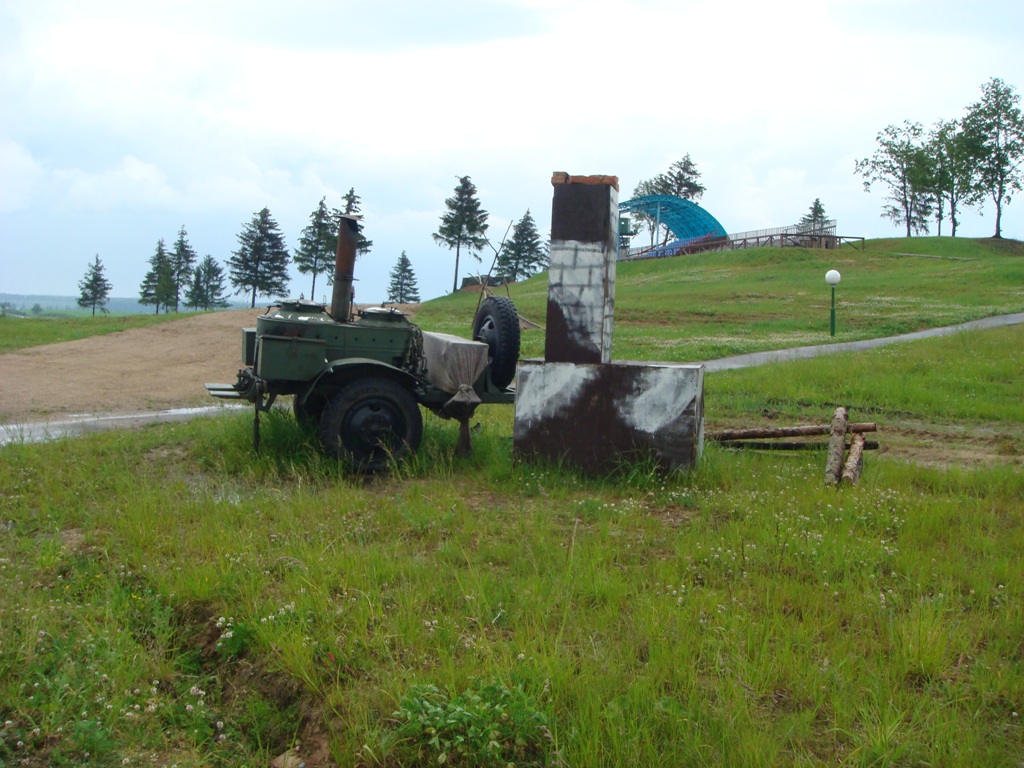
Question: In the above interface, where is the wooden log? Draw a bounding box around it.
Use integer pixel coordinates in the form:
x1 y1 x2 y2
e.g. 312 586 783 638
718 439 879 451
841 433 866 485
824 407 849 485
707 423 877 441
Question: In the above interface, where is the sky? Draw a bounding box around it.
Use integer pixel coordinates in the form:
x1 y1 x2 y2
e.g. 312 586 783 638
2 0 1022 305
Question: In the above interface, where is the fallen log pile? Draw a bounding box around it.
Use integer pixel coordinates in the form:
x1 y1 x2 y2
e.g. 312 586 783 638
706 407 877 486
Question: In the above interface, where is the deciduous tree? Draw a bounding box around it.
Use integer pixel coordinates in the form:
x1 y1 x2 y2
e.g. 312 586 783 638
77 254 112 316
924 119 984 237
229 207 291 308
964 77 1024 238
855 121 933 236
386 251 420 304
496 209 548 282
433 176 489 293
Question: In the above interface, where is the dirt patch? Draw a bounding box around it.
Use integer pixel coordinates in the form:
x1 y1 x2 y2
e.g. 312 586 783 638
0 309 267 423
0 305 432 425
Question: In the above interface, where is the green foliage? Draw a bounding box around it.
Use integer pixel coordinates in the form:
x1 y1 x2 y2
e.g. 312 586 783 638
170 225 199 313
139 238 176 314
77 254 113 317
293 196 338 299
386 250 420 303
185 254 230 310
496 209 548 283
856 121 934 236
389 680 557 767
798 198 829 231
229 207 291 308
964 77 1024 238
434 176 490 293
631 153 706 246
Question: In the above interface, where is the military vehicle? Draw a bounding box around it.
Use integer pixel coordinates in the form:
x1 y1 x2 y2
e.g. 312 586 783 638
207 216 519 471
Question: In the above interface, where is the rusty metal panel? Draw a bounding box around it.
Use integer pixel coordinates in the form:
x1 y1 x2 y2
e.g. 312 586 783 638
514 361 704 473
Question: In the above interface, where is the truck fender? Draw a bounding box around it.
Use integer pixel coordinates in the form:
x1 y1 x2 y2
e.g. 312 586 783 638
298 358 420 406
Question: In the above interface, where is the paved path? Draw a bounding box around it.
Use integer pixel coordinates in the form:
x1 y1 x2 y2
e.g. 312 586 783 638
699 312 1024 372
3 313 1023 446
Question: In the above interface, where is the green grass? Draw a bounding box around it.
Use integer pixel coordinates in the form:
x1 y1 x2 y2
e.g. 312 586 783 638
417 237 1024 362
1 236 1023 766
0 313 184 353
1 388 1021 766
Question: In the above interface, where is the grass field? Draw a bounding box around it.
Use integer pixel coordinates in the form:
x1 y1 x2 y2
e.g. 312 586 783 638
1 238 1022 767
0 313 182 354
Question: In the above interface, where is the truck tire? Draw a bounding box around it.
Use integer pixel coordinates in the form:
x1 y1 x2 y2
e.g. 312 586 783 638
318 378 423 472
472 296 520 389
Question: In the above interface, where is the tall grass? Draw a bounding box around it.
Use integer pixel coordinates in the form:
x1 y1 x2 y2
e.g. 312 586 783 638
2 345 1022 766
1 237 1023 766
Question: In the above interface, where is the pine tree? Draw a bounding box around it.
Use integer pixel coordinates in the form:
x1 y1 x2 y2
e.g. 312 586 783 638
798 199 829 231
339 187 373 256
139 238 175 314
229 207 291 308
496 209 548 283
661 154 706 201
77 254 112 316
184 255 230 310
386 251 420 304
169 225 198 312
294 197 336 299
433 176 489 293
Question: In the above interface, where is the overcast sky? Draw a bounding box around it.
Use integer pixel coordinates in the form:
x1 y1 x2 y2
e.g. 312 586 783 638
2 0 1022 305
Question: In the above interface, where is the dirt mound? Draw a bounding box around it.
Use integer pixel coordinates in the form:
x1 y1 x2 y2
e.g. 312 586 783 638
0 309 266 423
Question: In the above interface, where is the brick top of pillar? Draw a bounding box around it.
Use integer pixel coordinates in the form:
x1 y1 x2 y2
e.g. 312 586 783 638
550 172 619 191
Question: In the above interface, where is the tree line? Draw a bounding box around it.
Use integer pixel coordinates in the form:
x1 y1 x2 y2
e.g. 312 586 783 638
856 77 1023 238
77 181 550 314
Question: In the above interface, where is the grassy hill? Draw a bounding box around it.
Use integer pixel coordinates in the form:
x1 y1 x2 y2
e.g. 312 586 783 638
1 238 1022 767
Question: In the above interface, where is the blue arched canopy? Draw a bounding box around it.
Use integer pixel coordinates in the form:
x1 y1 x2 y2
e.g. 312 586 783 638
619 195 727 247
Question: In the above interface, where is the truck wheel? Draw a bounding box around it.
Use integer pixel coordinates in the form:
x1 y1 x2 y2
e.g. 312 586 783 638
318 378 423 472
293 391 328 428
472 296 520 389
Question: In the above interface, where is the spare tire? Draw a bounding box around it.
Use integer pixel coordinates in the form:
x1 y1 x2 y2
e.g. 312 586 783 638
472 296 521 389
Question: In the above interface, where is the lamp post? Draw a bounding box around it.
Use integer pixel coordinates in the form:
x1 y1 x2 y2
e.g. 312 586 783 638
825 269 841 337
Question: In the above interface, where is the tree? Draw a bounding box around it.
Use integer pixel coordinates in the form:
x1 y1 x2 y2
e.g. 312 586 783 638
169 225 198 312
294 197 337 299
964 77 1024 238
184 255 230 310
139 238 175 314
386 251 420 304
661 154 706 201
496 209 548 282
855 121 933 237
338 187 373 257
433 176 489 293
924 119 984 237
798 198 829 231
631 155 707 246
31 303 43 316
77 254 112 316
229 207 291 308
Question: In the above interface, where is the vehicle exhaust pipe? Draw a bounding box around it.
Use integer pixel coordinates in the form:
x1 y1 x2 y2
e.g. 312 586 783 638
331 215 360 322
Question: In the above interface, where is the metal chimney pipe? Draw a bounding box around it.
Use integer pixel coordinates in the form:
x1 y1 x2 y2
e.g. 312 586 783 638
331 215 360 322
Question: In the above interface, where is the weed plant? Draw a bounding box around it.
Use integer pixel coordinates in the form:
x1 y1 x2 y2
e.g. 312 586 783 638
2 371 1022 766
2 237 1023 766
